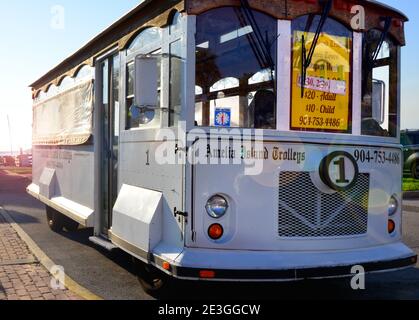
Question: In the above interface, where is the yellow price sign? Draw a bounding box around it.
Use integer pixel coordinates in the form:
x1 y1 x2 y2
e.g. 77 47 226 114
291 31 352 131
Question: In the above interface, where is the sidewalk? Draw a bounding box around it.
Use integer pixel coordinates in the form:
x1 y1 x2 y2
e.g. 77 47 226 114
0 213 81 300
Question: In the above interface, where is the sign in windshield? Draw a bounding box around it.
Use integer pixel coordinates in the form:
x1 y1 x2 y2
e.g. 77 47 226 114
291 31 352 132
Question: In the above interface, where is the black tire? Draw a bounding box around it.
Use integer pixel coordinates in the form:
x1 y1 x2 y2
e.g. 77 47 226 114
132 258 172 296
412 161 419 180
62 217 79 232
46 206 64 232
46 206 79 233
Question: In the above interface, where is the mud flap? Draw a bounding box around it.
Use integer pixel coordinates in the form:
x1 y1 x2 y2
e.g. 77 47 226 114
111 184 163 257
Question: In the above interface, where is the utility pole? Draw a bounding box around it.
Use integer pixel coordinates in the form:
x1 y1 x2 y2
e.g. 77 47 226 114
7 115 13 156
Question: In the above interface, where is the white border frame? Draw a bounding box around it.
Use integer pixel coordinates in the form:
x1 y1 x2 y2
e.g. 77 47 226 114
277 20 292 131
352 31 363 136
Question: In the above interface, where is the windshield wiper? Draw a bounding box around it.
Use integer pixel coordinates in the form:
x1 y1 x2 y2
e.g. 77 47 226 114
371 17 392 64
300 0 333 98
240 0 276 78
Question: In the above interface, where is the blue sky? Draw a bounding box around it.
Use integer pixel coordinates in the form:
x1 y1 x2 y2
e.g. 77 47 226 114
0 0 417 151
0 0 139 152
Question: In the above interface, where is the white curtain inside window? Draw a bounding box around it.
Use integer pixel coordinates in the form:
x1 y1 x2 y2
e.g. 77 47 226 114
33 80 93 146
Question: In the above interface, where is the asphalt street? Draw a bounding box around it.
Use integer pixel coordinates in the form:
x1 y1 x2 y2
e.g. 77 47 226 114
1 169 419 300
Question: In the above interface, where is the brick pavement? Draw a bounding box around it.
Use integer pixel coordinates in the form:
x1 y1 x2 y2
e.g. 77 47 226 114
0 214 82 300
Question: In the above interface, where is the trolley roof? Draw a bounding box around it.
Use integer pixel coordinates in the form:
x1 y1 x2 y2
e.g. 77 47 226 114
30 0 408 92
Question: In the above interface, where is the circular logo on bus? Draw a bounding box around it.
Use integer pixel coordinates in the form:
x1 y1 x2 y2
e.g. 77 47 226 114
319 151 359 191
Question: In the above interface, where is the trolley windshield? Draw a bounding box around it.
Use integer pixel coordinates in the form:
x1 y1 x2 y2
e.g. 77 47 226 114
194 5 401 139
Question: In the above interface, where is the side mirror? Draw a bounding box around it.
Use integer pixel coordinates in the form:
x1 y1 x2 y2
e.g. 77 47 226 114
134 55 159 109
129 104 156 125
372 79 386 125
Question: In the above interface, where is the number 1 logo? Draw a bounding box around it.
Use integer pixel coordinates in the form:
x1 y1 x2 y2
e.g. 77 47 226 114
334 157 350 184
320 151 359 191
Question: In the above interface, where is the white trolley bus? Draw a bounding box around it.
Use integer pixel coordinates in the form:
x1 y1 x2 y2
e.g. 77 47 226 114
28 0 417 293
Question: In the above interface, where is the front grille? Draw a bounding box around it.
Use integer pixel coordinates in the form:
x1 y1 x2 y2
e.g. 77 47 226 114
278 172 370 238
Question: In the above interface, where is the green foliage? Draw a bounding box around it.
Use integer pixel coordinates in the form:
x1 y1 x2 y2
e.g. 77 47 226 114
403 178 419 192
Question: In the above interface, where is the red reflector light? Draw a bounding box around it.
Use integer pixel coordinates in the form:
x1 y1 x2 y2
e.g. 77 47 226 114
388 219 396 234
200 270 216 279
208 224 224 240
162 262 171 271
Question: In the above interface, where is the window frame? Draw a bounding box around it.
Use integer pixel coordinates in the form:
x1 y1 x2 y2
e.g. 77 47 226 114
167 12 185 128
361 29 400 139
193 6 278 130
126 27 163 58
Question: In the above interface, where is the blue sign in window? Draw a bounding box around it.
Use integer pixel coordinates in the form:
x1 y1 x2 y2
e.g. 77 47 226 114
214 108 231 127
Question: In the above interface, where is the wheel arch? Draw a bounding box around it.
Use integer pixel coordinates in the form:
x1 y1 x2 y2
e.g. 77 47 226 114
405 152 419 168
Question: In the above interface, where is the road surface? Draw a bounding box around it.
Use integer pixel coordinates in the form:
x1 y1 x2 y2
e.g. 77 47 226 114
1 169 419 300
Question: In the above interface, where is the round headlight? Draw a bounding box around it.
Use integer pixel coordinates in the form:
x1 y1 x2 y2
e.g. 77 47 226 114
388 195 399 216
206 195 229 219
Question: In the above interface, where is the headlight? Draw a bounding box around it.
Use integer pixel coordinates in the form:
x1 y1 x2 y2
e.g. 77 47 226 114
205 195 229 219
388 195 399 216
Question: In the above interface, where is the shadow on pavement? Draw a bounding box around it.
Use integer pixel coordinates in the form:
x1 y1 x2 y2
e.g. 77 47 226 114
0 209 39 225
57 228 94 246
57 228 139 276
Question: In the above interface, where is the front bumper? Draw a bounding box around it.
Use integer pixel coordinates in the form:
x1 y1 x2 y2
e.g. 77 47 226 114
172 255 417 281
162 243 417 281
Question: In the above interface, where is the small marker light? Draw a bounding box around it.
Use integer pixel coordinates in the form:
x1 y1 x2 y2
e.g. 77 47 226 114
208 224 224 240
200 270 216 279
388 219 396 234
162 262 171 271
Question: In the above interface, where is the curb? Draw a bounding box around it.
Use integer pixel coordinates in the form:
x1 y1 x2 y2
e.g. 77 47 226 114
0 207 103 301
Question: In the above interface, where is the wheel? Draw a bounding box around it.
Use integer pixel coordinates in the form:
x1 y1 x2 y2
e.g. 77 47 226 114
412 161 419 180
46 206 79 232
132 258 171 296
62 216 79 232
46 206 64 232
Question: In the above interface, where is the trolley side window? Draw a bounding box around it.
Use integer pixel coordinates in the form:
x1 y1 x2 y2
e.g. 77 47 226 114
361 30 399 138
290 15 353 134
125 28 162 130
194 6 277 129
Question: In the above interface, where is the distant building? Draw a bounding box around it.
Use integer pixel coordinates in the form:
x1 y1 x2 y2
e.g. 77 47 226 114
1 156 16 167
15 154 32 168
